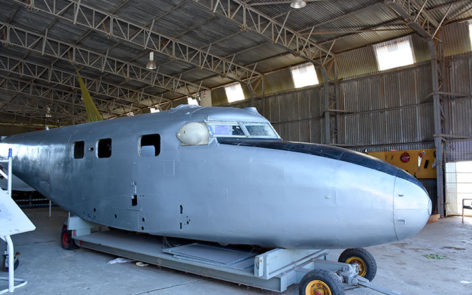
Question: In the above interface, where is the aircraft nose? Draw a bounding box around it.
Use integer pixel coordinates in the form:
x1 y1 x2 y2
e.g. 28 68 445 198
393 175 432 241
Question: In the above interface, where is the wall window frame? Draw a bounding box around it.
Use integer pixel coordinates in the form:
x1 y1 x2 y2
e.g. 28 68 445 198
224 82 245 103
373 36 415 71
290 62 319 88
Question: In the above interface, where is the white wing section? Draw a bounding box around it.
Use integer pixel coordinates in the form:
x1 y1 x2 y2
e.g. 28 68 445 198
0 189 36 236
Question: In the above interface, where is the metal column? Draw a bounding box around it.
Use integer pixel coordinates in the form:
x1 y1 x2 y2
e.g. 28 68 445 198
428 40 444 217
321 66 330 144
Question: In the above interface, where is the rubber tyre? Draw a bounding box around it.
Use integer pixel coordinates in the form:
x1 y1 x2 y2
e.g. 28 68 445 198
61 224 78 250
299 270 344 295
1 256 19 272
338 248 377 281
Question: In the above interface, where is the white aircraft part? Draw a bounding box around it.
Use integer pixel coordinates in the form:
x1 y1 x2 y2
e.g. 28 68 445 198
177 122 209 145
0 174 35 192
0 189 36 236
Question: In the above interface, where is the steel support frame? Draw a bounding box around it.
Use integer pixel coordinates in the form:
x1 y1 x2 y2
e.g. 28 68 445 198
15 0 260 84
191 0 333 65
0 74 124 122
385 0 453 39
0 73 146 120
428 40 445 217
320 66 330 144
0 22 204 99
385 0 448 215
0 54 172 111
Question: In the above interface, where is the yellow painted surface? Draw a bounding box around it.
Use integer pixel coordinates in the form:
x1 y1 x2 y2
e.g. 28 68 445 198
77 71 103 122
368 149 436 179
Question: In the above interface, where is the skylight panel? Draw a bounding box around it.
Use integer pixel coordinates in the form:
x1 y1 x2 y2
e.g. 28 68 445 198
225 82 245 103
469 20 472 49
374 36 415 71
290 63 319 88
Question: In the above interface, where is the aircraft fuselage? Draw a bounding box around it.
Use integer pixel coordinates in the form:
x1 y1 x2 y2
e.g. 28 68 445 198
0 106 431 248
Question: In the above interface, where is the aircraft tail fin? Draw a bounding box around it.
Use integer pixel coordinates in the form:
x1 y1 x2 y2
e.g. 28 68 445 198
77 71 103 122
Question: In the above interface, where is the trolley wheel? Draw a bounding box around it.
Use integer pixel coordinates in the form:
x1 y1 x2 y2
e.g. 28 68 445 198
338 248 377 281
299 269 345 295
61 224 78 250
1 254 19 272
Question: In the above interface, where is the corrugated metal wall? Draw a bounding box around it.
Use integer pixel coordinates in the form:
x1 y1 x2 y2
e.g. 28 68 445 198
233 52 472 155
233 87 325 143
444 53 472 138
446 139 472 162
228 21 472 157
340 63 434 149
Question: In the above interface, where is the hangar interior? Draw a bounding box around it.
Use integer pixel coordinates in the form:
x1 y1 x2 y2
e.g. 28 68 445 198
0 0 472 295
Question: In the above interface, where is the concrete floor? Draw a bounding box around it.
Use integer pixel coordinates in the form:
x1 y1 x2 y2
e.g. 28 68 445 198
2 207 471 295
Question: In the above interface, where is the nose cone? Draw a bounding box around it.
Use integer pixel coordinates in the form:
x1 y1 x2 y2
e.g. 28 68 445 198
394 174 432 240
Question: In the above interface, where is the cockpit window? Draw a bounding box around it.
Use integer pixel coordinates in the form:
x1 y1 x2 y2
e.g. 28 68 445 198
245 124 278 137
208 124 245 137
207 122 279 139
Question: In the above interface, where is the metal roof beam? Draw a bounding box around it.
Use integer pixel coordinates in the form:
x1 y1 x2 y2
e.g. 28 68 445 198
0 54 171 110
0 21 204 98
0 108 65 125
14 0 259 83
191 0 333 65
0 111 57 126
385 0 452 39
0 74 126 119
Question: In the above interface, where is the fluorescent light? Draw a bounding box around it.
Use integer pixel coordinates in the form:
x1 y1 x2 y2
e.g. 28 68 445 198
290 63 319 88
290 0 306 9
374 36 415 71
224 82 245 103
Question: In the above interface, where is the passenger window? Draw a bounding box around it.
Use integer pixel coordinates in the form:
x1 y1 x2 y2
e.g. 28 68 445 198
74 141 84 159
98 138 112 158
140 134 160 157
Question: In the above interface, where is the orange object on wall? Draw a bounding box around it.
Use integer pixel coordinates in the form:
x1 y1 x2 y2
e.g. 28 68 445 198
368 149 436 179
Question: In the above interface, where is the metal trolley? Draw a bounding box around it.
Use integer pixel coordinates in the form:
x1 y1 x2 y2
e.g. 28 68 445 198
65 216 401 295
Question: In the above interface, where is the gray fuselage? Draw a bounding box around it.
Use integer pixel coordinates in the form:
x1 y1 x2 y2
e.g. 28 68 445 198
0 106 431 248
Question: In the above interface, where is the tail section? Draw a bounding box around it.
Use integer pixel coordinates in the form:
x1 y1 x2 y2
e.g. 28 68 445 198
77 71 103 122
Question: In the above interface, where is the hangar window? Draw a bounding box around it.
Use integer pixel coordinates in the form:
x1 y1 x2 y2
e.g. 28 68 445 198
140 134 160 157
469 20 472 49
187 97 199 105
225 82 245 103
97 138 112 158
291 63 319 88
74 141 84 159
374 36 415 71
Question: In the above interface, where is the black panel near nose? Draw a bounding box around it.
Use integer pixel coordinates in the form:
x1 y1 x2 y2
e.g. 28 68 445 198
218 138 426 192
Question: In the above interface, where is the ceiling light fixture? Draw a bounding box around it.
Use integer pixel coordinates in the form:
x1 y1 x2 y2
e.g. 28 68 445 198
45 106 52 118
146 52 157 70
290 0 306 9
